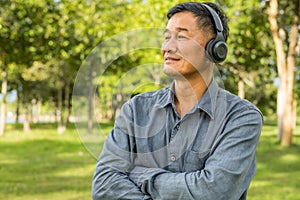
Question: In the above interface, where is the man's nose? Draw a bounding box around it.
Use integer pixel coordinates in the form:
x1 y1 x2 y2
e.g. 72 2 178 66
161 38 177 53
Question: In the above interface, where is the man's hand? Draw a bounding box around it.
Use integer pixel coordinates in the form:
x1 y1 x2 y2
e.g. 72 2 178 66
129 166 168 195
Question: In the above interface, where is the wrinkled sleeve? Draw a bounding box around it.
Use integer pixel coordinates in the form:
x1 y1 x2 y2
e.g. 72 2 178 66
92 101 151 200
142 108 263 200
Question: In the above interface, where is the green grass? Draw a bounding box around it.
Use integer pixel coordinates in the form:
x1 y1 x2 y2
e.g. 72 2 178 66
248 124 300 199
0 122 299 199
0 123 103 200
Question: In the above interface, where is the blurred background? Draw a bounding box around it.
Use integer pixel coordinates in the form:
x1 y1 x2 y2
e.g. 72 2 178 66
0 0 299 199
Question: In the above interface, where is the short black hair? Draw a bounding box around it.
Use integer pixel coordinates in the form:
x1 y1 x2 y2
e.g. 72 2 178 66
167 2 229 41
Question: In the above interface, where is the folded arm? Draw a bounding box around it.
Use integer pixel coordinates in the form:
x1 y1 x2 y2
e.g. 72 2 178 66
92 128 153 200
92 100 263 199
129 109 263 199
92 102 152 200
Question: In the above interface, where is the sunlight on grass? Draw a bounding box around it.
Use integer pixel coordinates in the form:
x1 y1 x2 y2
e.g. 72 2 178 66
1 122 300 199
0 124 98 200
248 122 300 200
280 154 299 163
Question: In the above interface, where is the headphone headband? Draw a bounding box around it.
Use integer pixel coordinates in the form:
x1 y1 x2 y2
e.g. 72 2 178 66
202 4 224 33
201 4 228 63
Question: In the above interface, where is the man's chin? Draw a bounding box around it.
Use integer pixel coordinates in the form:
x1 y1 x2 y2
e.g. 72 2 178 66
164 67 179 76
163 67 186 80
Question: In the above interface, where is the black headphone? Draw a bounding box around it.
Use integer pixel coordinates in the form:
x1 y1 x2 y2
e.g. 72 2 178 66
202 4 228 63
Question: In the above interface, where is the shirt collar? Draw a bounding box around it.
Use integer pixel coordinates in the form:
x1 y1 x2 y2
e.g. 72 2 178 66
160 82 175 108
160 79 220 119
196 79 220 119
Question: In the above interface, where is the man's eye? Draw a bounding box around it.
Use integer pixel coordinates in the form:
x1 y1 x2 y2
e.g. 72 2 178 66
178 35 187 40
164 35 171 40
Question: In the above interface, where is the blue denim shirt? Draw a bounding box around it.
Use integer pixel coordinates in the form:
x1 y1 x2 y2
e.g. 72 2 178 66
92 79 263 200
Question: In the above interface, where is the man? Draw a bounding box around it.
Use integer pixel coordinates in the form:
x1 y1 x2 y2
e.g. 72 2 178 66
92 2 263 199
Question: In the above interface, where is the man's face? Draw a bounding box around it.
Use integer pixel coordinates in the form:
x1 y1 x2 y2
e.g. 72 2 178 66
161 11 211 79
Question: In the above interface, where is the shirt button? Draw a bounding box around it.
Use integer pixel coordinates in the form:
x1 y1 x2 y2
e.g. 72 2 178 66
170 155 176 162
175 124 180 130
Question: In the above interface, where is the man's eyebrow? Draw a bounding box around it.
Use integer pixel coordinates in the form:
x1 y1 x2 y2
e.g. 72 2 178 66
176 27 189 32
164 27 189 34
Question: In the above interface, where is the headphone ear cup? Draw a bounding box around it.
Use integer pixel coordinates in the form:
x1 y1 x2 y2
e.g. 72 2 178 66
205 39 216 62
205 39 228 63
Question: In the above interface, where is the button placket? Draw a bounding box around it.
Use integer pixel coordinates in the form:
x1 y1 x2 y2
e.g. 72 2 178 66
168 121 181 165
167 112 201 171
170 122 181 140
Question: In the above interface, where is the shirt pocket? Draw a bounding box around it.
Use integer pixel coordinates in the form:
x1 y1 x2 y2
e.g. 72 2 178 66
183 149 210 172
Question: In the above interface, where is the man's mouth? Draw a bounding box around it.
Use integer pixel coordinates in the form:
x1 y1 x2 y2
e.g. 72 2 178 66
164 55 181 62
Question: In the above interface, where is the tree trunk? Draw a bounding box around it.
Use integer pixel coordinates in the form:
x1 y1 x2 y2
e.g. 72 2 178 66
31 98 39 123
281 80 293 146
63 80 70 126
58 80 70 134
15 85 20 124
57 85 65 134
238 79 245 99
0 68 7 136
87 65 94 134
281 0 299 146
23 95 31 132
268 0 299 146
150 64 162 86
277 80 285 141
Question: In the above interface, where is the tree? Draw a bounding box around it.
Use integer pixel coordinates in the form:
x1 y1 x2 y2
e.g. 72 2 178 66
0 1 31 134
0 53 7 136
268 0 299 146
218 0 276 110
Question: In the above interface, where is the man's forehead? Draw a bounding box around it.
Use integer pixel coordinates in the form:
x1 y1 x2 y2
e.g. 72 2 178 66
165 12 199 33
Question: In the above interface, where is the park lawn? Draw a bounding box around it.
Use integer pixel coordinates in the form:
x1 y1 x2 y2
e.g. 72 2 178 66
0 122 299 200
0 123 104 200
248 123 300 200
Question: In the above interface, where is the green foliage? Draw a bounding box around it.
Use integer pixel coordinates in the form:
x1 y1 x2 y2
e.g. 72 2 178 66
219 0 277 114
0 0 298 123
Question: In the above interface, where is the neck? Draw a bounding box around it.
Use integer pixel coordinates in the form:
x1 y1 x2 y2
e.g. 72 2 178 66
174 75 212 116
